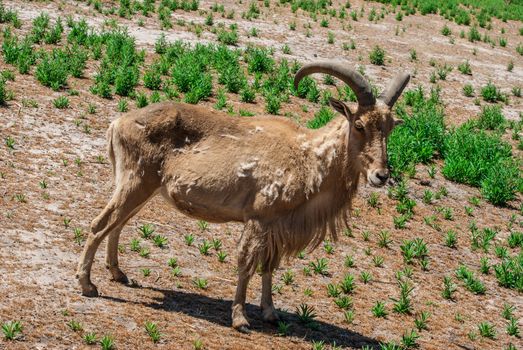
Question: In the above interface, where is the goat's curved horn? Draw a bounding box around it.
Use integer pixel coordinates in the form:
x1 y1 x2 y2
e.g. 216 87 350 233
294 61 375 107
379 72 410 107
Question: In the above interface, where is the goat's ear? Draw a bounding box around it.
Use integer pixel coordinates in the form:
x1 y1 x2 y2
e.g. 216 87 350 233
329 97 353 120
393 118 404 126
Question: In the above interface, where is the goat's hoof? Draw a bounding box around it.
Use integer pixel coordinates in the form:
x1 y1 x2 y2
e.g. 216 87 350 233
236 325 251 334
81 284 99 297
232 316 250 332
110 269 129 284
262 308 280 324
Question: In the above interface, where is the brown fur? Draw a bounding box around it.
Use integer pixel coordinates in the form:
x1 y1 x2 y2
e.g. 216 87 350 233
76 97 401 330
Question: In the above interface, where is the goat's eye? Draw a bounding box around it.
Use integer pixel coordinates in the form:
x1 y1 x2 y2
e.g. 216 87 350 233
354 120 364 130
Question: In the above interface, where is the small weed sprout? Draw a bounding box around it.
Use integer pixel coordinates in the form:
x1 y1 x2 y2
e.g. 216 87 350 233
144 321 161 343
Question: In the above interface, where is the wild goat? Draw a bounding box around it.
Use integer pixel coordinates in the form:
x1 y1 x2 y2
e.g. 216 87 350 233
76 61 409 331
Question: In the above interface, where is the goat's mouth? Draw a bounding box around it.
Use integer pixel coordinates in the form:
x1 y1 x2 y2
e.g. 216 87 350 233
367 169 389 187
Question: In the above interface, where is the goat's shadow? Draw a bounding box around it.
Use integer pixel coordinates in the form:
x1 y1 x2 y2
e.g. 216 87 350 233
102 286 380 348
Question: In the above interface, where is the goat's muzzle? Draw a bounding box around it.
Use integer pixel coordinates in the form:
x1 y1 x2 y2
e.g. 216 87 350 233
367 168 389 187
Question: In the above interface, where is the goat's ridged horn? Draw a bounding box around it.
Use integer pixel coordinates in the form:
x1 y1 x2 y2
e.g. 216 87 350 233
379 72 410 107
294 61 376 107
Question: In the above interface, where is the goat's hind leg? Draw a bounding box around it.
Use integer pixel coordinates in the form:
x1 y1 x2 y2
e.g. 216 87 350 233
76 173 157 297
105 224 128 284
231 221 261 332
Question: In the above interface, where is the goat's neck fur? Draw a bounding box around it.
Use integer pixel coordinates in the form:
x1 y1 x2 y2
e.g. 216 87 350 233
259 117 362 270
308 117 359 196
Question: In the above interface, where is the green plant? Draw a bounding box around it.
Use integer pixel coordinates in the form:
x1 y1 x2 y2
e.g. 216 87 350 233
83 332 97 345
334 295 353 310
478 321 496 339
136 92 148 108
463 84 474 97
143 66 162 90
36 50 69 90
507 232 523 248
493 253 523 291
339 274 355 294
144 321 161 343
387 87 445 177
184 234 195 246
100 335 115 350
372 301 387 318
506 317 520 337
369 45 385 65
152 234 168 248
414 311 430 331
468 26 481 42
456 264 486 294
445 230 457 248
282 270 294 285
345 255 354 268
139 247 150 258
377 230 392 248
458 60 472 75
400 238 428 264
117 99 128 112
508 60 514 72
372 255 384 267
306 106 335 129
277 321 291 336
401 329 419 348
2 321 22 340
192 277 208 289
323 240 334 254
193 338 204 350
167 258 178 268
326 283 341 298
477 105 506 130
296 303 317 325
139 223 155 239
5 135 15 149
53 96 70 109
481 81 504 102
442 276 456 300
443 124 519 206
310 258 329 276
392 280 414 314
343 310 355 324
67 320 82 332
240 85 256 103
265 93 281 115
198 240 212 255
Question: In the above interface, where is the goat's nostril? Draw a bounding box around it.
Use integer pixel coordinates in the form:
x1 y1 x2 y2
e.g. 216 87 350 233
376 170 389 181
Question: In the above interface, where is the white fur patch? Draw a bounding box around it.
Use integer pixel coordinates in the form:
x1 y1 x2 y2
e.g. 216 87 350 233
249 126 264 134
237 157 259 178
300 141 311 151
192 146 210 154
261 181 282 203
237 160 258 178
314 139 338 164
220 134 240 141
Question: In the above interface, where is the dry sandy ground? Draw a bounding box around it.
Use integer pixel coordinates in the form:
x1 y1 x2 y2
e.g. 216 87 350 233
0 1 522 349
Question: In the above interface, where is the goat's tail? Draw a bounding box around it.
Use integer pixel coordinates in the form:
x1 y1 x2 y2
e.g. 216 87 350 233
106 120 117 183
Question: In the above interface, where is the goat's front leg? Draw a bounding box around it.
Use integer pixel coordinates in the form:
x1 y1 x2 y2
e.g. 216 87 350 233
232 268 253 331
260 271 280 324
